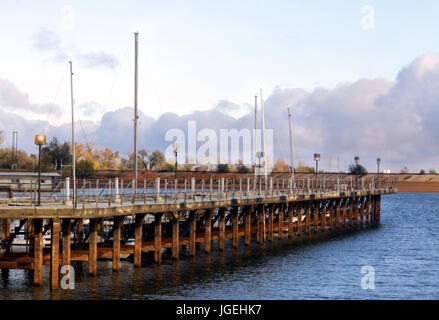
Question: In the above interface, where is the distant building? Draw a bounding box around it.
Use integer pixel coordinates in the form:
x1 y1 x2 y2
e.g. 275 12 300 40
0 172 61 191
383 169 391 174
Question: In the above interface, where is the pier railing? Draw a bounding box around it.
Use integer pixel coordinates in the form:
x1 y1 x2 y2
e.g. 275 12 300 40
0 176 397 208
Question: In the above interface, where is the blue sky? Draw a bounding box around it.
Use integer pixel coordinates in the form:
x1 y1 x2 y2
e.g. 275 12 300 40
1 1 439 172
1 0 438 123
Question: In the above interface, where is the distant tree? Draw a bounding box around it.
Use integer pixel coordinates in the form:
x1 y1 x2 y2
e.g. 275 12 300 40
148 150 166 170
237 164 250 173
182 163 194 171
42 138 71 170
272 158 289 173
400 166 409 174
76 159 95 178
349 164 368 175
429 169 437 174
0 130 4 146
419 169 426 174
216 163 229 173
295 166 315 173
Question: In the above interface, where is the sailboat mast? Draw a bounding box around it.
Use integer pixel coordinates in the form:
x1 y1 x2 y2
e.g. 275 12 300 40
134 32 139 195
288 107 294 183
260 89 267 181
69 61 76 207
254 94 258 177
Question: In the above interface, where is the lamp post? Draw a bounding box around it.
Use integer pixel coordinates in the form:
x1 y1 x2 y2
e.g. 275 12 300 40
314 153 320 189
173 142 180 179
354 156 360 190
376 157 381 175
35 134 46 206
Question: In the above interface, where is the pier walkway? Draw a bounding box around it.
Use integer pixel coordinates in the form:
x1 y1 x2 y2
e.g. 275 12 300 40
0 176 397 288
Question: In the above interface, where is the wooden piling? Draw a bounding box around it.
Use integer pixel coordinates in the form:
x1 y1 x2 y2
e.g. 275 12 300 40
256 206 262 244
268 205 274 241
89 219 98 276
172 213 179 260
342 198 348 228
50 218 60 288
134 214 145 267
244 207 251 246
329 199 334 231
313 202 319 233
154 213 162 264
278 204 284 240
335 199 341 229
321 201 327 232
297 203 303 237
62 219 71 267
112 216 122 271
204 210 212 253
232 208 239 248
189 211 196 256
1 219 10 250
288 203 294 239
219 208 226 251
33 219 43 286
306 202 311 235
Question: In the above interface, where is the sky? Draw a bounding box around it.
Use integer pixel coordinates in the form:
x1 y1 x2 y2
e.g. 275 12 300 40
1 0 439 172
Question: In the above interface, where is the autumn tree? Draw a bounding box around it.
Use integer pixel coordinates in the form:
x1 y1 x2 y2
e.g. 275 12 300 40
272 158 289 173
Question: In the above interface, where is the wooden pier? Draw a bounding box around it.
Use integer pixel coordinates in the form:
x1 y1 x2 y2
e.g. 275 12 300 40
0 176 396 288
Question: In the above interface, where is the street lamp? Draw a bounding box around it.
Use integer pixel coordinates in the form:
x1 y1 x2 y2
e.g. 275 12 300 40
376 157 381 175
314 153 320 188
173 142 180 179
35 134 46 206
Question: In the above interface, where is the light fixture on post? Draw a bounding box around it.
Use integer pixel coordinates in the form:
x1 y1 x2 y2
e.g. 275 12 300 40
376 157 381 175
314 153 320 189
35 134 46 206
173 141 180 179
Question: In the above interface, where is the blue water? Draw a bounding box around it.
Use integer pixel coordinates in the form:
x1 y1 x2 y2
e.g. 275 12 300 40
1 192 438 299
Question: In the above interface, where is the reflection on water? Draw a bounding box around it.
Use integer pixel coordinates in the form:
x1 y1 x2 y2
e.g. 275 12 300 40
1 193 439 299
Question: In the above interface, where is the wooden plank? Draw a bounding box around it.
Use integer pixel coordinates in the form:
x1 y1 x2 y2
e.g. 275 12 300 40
154 213 162 264
134 213 145 267
33 219 43 286
50 218 60 288
112 216 122 271
88 219 97 276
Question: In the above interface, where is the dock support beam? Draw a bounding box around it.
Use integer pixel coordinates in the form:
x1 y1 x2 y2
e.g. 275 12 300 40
33 219 43 286
297 203 302 237
154 213 162 264
306 202 311 235
268 205 274 241
50 218 60 288
321 201 327 233
62 219 71 267
278 204 284 240
232 208 239 248
89 219 97 276
204 210 212 253
219 209 225 251
134 214 145 267
1 219 10 251
112 216 122 271
189 211 196 256
288 203 294 239
172 214 179 260
244 207 251 246
313 202 319 233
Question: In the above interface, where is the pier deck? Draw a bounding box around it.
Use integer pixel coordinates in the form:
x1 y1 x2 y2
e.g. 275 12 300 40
0 176 397 288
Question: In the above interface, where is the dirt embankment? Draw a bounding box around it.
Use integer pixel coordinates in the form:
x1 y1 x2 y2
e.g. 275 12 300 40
391 174 439 192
